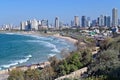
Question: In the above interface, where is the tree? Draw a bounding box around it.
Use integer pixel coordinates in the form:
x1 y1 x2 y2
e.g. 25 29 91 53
24 69 41 80
87 36 120 79
40 66 56 80
81 49 92 66
8 69 24 80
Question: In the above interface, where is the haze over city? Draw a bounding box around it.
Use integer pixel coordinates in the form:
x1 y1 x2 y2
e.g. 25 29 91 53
0 0 119 25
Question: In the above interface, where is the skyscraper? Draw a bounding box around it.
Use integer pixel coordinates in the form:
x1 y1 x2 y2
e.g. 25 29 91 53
104 16 107 26
31 19 38 30
74 16 80 27
20 22 26 30
118 19 120 26
106 16 111 27
55 17 59 29
81 16 86 27
98 15 104 27
112 8 118 27
71 20 74 27
104 16 111 27
86 17 91 27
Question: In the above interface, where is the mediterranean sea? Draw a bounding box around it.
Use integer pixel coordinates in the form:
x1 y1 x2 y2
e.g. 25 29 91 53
0 33 76 70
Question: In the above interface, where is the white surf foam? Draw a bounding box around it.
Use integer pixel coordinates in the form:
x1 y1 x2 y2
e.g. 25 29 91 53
0 67 2 70
48 54 56 58
51 47 60 53
1 55 32 69
26 40 60 53
14 55 32 64
5 33 15 35
1 62 18 68
26 55 32 58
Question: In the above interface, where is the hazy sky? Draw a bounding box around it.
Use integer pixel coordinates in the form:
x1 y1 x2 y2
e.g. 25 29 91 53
0 0 119 25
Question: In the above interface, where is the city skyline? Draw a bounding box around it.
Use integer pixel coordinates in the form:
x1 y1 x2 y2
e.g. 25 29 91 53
0 0 119 26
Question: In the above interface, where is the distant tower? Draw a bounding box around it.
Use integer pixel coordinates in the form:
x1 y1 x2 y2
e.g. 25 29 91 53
104 16 107 27
31 19 38 30
98 15 104 27
74 16 80 27
112 8 118 27
106 16 111 27
55 17 59 29
86 17 91 27
118 19 120 26
81 16 86 27
71 20 74 27
20 22 25 30
20 21 28 31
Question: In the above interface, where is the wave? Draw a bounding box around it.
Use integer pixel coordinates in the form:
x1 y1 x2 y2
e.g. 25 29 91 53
41 41 60 53
1 62 18 68
30 35 54 41
5 33 15 35
26 55 32 58
0 55 32 69
13 54 32 64
26 40 60 53
48 54 56 58
51 47 60 53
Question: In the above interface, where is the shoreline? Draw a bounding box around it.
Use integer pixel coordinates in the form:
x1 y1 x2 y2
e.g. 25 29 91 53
0 31 78 44
53 33 78 44
0 31 78 77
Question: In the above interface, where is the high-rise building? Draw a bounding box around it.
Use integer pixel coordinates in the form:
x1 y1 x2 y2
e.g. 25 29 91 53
41 20 48 27
27 20 32 30
86 17 91 27
20 22 25 30
20 21 28 31
118 19 120 26
106 16 111 27
112 8 118 27
71 20 74 27
31 19 38 30
74 16 80 27
104 16 107 26
92 20 97 27
81 16 86 27
98 15 104 27
55 17 59 29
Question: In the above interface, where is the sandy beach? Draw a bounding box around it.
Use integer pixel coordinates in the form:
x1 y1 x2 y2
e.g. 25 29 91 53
53 33 78 44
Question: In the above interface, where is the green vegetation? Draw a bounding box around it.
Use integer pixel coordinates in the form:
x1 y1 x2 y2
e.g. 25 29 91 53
8 47 92 80
7 32 100 80
85 36 120 80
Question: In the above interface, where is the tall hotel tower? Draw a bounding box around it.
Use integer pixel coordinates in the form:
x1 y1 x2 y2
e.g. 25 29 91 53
112 8 118 27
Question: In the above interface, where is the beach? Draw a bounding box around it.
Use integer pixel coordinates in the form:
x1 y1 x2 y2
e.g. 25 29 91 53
0 31 78 79
53 33 78 44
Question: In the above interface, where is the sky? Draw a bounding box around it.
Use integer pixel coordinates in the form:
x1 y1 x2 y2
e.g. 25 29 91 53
0 0 119 26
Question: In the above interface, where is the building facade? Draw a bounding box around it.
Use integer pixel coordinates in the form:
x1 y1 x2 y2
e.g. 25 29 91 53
55 17 59 29
81 16 87 27
112 8 118 27
74 16 80 27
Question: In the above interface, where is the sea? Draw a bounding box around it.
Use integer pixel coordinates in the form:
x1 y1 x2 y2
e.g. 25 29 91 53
0 33 76 70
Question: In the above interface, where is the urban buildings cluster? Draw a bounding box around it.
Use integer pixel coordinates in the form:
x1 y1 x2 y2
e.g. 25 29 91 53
0 8 120 31
20 19 48 31
72 8 119 28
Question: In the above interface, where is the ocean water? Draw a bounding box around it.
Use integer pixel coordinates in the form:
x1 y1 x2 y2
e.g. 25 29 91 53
0 33 76 70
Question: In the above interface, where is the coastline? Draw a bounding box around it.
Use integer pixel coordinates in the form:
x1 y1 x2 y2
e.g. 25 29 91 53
0 31 78 44
0 31 78 79
53 33 78 44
